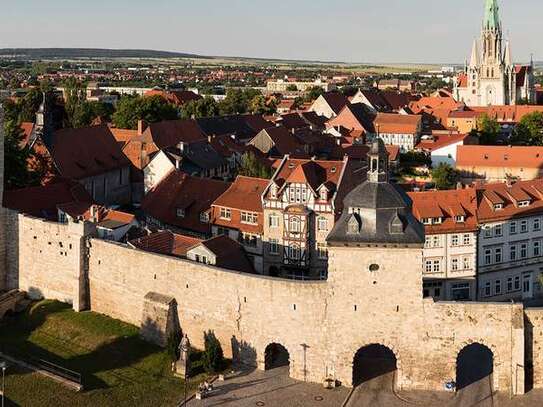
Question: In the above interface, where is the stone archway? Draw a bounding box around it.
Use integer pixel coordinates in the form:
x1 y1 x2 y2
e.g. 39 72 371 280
456 343 494 390
264 343 290 371
352 344 397 387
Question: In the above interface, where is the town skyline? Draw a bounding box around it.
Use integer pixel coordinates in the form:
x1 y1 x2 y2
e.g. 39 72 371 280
1 0 541 64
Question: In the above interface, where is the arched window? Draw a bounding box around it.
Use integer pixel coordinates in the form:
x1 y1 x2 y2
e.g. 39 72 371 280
289 217 301 233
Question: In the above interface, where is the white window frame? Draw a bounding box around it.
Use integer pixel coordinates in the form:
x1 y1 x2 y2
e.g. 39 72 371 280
220 207 231 220
269 214 280 228
317 217 328 232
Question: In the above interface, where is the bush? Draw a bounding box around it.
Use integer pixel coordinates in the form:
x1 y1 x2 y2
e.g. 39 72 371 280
203 331 224 373
166 331 182 362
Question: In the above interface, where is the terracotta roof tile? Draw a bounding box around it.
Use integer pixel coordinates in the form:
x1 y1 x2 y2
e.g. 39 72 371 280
130 230 202 258
457 145 543 169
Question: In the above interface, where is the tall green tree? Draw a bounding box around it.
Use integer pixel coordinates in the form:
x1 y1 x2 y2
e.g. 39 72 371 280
238 152 273 179
180 97 220 119
472 114 501 145
431 163 460 190
249 95 276 115
203 331 224 373
511 112 543 146
112 95 179 129
63 78 86 128
304 86 325 102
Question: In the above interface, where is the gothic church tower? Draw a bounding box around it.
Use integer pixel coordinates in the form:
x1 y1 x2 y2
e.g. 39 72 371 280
453 0 532 106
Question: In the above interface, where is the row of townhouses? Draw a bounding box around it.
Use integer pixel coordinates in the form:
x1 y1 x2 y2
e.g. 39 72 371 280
410 179 543 302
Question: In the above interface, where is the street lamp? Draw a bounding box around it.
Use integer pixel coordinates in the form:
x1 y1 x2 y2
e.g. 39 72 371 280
0 360 7 407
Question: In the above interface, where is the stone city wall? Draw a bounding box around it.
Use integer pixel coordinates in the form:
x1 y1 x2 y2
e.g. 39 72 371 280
0 214 535 394
525 308 543 389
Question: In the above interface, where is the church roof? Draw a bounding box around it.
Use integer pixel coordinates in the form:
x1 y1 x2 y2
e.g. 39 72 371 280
484 0 501 31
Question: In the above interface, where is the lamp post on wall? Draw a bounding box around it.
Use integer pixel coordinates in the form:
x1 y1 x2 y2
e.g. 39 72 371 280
0 360 7 407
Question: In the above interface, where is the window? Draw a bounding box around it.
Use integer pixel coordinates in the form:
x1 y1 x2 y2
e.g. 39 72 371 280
495 224 503 237
494 203 503 211
510 221 517 235
269 239 279 255
241 212 258 225
463 234 471 246
217 227 229 236
463 257 470 270
510 245 517 261
535 218 541 232
425 236 431 248
521 220 528 233
519 200 530 208
433 260 440 273
289 184 308 204
451 235 459 246
317 217 328 232
432 235 440 247
317 243 328 259
288 245 301 260
521 243 528 259
534 241 541 257
514 276 521 290
269 214 280 228
422 218 432 225
451 258 459 271
455 215 465 223
484 249 492 265
176 208 185 218
241 233 258 248
451 283 470 301
495 279 502 295
523 275 531 294
484 227 492 238
289 217 301 233
200 212 210 223
495 247 502 263
220 208 231 220
507 278 513 292
433 217 443 224
484 281 491 297
319 188 327 201
425 260 433 273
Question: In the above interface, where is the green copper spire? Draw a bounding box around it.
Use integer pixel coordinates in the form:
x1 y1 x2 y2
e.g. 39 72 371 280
483 0 500 31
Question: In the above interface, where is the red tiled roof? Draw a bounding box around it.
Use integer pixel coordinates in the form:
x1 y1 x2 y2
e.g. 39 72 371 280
321 92 350 115
192 235 255 274
457 145 543 169
142 119 207 150
416 133 469 152
130 231 202 258
476 179 543 223
408 187 478 234
141 171 230 235
254 126 307 157
3 178 93 220
374 113 421 134
48 125 131 180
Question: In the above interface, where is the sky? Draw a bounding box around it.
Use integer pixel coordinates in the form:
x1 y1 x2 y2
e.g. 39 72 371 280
0 0 541 64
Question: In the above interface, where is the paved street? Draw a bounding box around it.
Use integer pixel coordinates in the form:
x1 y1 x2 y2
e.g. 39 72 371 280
187 367 543 407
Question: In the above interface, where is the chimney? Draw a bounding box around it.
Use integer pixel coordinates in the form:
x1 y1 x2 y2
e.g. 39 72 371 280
137 120 147 136
178 141 188 154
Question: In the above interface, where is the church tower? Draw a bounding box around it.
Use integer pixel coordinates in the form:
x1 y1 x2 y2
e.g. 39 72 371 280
453 0 534 106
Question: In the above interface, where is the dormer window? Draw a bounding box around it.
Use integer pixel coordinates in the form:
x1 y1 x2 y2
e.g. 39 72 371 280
270 183 278 199
455 215 465 223
319 187 328 202
518 200 530 208
493 203 503 211
347 213 362 234
433 217 443 225
176 208 185 218
422 218 432 225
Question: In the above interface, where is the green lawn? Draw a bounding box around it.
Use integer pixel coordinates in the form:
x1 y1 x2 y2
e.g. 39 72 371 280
0 300 208 407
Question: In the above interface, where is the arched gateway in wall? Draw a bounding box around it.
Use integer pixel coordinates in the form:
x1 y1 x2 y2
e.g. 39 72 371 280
456 343 494 390
264 343 290 371
353 344 398 388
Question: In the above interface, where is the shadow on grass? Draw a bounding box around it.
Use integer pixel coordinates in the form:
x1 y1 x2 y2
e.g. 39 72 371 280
0 301 167 391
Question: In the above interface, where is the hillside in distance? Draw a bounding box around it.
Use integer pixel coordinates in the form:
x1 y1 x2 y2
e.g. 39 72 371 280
0 48 206 59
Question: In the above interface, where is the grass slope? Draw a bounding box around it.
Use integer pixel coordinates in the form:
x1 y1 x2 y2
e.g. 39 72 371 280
0 300 204 407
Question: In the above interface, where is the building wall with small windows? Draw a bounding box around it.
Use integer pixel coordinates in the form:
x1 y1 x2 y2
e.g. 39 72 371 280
478 215 543 301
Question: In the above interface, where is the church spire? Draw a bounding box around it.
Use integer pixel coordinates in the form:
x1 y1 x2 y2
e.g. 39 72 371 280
483 0 501 31
470 39 480 67
504 40 512 66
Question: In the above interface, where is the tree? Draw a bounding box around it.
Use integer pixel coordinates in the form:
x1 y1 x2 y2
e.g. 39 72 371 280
219 88 263 116
203 331 224 373
286 84 298 92
304 86 324 102
166 331 182 362
72 101 114 128
18 88 43 123
112 95 179 129
238 152 273 179
249 95 276 115
180 97 220 119
510 112 543 146
431 163 460 190
63 78 86 128
473 114 501 145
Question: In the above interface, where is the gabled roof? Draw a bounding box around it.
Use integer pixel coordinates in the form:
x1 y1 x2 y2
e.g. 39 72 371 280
47 125 131 180
142 119 206 150
130 231 203 258
163 141 227 173
374 113 421 134
408 188 478 234
213 176 269 213
416 133 469 152
141 171 230 235
253 126 307 157
319 91 350 115
3 178 93 221
191 235 255 274
196 114 272 140
456 145 543 169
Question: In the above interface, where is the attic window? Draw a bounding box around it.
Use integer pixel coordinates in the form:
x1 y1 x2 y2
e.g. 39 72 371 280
347 213 362 234
288 163 296 169
484 155 489 160
422 218 432 225
518 200 530 208
330 167 337 173
455 215 465 223
433 217 443 224
494 203 503 211
176 208 185 218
